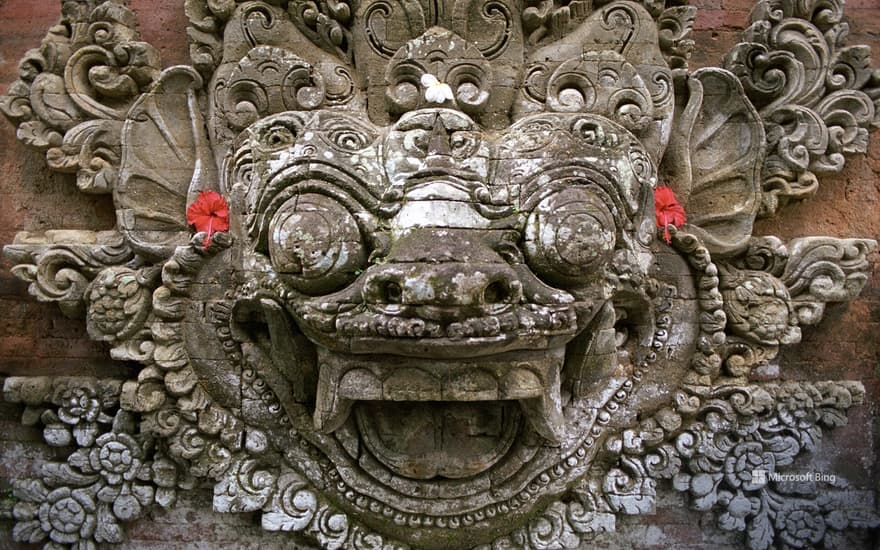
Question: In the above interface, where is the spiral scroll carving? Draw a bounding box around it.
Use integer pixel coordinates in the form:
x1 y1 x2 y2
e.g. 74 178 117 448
0 1 159 194
725 0 880 216
1 1 879 549
215 46 327 133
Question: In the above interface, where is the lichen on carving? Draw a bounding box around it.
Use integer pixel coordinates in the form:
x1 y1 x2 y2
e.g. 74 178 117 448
1 0 878 548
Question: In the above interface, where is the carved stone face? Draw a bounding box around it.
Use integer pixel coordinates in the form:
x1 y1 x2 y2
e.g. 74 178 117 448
166 6 684 538
4 0 879 548
192 105 660 540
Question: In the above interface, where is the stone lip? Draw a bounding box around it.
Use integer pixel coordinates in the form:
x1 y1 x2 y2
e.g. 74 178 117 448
292 301 582 358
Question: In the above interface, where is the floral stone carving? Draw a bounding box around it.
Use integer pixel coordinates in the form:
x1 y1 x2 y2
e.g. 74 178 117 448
1 0 878 548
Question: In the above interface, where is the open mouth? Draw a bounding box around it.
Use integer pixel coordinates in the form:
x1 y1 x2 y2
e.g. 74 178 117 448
354 399 523 479
233 295 577 479
314 347 566 452
233 289 607 479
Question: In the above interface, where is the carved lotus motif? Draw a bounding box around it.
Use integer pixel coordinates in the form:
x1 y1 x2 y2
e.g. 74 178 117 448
725 442 776 491
57 387 102 426
38 488 97 547
86 267 152 342
775 507 826 547
88 433 143 485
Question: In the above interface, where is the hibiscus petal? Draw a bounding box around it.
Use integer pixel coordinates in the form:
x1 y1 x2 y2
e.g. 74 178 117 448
186 190 230 249
654 186 687 244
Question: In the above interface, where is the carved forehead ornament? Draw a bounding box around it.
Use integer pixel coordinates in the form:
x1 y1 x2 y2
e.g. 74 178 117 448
2 0 879 548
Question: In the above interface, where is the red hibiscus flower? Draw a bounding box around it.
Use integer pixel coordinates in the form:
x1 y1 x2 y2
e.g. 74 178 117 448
186 190 229 248
654 186 686 245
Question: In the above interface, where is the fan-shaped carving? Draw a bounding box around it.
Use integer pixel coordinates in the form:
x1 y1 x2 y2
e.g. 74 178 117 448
661 68 765 256
117 67 217 260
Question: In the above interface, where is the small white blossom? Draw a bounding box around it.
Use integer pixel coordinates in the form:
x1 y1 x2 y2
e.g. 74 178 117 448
421 73 454 104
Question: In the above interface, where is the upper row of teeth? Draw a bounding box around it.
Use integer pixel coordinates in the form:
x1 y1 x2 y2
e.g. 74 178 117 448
331 307 577 339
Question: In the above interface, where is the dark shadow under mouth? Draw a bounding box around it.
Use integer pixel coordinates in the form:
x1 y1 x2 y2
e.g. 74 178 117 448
355 400 522 479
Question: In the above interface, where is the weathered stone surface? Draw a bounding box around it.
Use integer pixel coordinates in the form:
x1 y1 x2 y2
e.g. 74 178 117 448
0 0 878 548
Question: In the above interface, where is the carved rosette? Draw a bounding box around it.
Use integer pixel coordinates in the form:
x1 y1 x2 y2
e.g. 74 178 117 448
3 377 193 549
606 381 880 550
1 0 879 549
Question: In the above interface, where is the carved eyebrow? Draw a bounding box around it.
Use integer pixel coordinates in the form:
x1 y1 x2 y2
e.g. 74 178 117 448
394 112 475 132
393 119 433 131
518 162 628 215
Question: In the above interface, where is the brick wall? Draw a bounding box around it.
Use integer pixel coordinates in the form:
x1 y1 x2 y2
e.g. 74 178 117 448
0 0 878 547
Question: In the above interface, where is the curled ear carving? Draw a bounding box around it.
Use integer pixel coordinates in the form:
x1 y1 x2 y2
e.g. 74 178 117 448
0 0 161 192
724 0 880 216
118 67 217 261
661 68 765 256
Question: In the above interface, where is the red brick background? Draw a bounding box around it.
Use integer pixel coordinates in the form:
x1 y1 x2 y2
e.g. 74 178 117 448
0 0 877 548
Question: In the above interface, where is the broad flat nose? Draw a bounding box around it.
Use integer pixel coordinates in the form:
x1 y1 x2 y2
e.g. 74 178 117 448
362 263 522 308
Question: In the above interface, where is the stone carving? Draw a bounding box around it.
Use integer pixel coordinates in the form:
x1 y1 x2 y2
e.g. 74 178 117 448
469 382 877 550
2 0 878 548
4 231 134 318
4 377 192 548
0 1 160 193
608 381 879 550
724 0 880 217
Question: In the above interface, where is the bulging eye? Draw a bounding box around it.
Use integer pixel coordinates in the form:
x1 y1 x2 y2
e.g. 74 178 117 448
268 193 367 294
449 131 478 158
261 124 297 150
523 188 616 285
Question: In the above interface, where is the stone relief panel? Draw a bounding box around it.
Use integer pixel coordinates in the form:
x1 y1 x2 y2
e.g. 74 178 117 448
0 0 878 549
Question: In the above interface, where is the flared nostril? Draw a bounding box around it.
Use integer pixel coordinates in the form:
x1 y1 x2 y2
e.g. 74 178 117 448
482 279 521 304
363 265 522 307
364 274 405 305
383 281 403 304
482 281 507 304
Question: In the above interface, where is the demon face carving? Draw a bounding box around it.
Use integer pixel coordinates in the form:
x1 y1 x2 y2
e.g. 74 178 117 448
3 0 878 548
227 105 654 460
173 5 693 539
177 105 664 542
